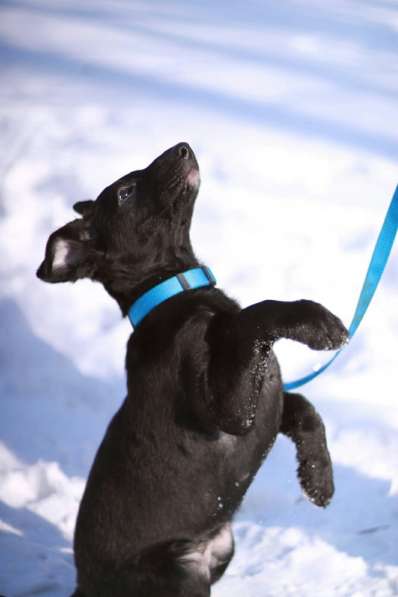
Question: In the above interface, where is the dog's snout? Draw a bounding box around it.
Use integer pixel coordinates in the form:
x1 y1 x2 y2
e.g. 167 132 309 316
149 142 199 189
177 144 190 160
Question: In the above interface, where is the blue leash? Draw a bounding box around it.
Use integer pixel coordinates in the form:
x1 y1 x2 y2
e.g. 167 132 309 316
283 185 398 392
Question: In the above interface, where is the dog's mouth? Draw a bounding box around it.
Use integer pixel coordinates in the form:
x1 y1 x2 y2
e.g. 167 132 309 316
186 166 200 189
155 143 200 198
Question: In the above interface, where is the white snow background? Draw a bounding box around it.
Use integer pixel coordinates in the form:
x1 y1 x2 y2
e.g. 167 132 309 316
0 1 398 595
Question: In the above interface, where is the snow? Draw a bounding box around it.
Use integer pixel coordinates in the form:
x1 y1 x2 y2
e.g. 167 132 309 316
1 0 397 595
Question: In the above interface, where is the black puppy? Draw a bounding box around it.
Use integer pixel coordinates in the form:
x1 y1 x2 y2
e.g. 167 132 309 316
37 143 347 597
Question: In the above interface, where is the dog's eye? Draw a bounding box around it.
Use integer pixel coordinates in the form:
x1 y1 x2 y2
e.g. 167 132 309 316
117 183 136 206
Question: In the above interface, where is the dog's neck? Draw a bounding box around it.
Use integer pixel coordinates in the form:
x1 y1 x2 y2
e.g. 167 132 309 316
96 213 199 316
100 253 199 316
128 266 216 328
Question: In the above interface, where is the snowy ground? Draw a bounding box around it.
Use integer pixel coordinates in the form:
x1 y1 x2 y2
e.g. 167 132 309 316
1 1 398 595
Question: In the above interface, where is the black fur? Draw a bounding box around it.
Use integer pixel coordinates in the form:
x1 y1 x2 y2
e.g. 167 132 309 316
37 143 348 596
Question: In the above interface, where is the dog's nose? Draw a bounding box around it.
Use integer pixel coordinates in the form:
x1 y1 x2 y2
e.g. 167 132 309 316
177 144 190 160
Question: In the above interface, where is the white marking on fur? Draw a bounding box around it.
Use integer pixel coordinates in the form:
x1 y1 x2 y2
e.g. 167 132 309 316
179 550 210 580
206 523 233 567
178 524 233 580
218 432 237 452
53 239 69 269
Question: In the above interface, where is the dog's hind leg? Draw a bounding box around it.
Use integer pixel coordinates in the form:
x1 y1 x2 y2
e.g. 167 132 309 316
75 570 210 597
85 541 212 597
281 392 334 507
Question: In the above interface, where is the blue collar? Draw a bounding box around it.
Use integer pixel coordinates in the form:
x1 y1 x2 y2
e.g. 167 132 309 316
128 266 217 328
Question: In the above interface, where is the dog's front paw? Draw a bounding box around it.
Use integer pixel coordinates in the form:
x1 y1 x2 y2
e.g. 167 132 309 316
293 300 349 351
298 454 334 508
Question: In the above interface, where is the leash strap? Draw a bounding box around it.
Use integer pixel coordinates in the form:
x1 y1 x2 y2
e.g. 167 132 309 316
283 185 398 391
128 266 216 327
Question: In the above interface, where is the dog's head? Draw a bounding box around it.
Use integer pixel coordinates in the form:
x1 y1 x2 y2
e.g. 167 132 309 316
37 143 200 307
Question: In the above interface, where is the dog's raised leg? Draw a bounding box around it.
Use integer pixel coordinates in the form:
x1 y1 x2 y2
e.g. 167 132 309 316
238 299 348 350
206 299 347 436
281 392 334 507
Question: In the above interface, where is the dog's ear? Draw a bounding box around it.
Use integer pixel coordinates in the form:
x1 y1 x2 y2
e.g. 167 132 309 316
73 200 95 217
36 217 102 283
